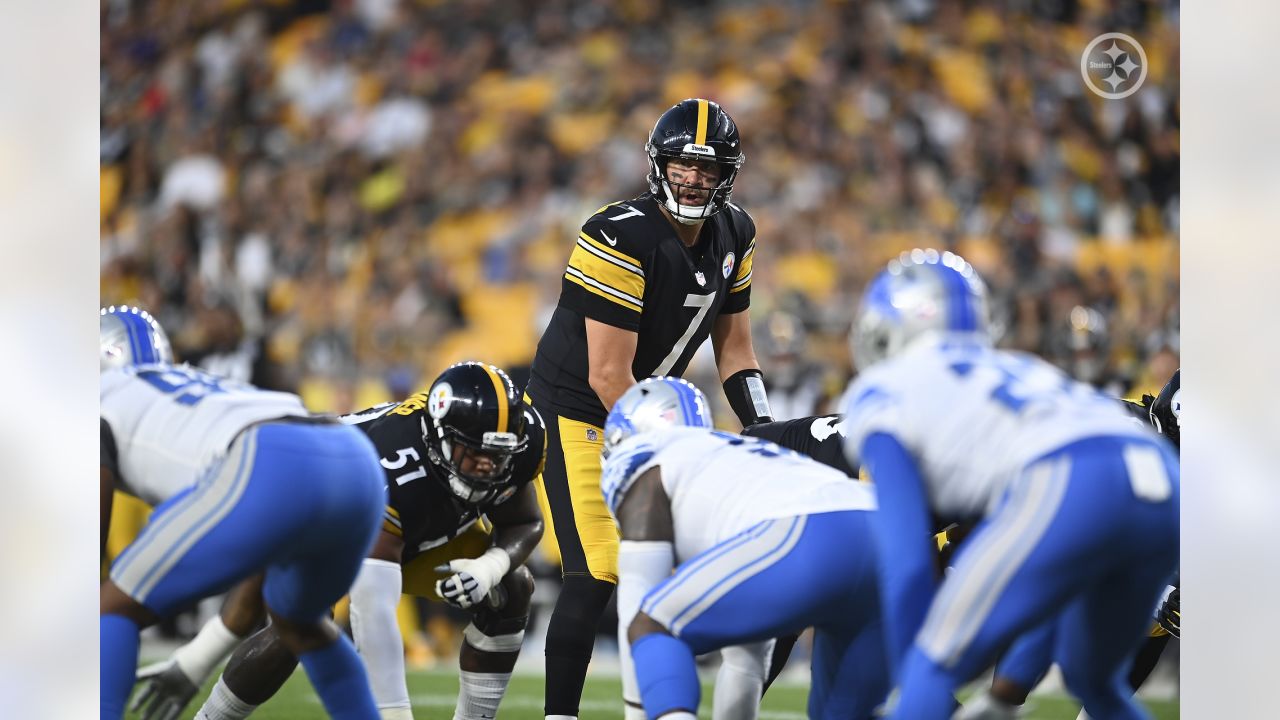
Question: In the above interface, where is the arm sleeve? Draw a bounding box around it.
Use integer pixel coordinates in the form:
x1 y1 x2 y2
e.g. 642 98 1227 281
348 558 411 711
559 221 647 331
721 210 756 314
101 418 120 476
862 431 939 680
617 540 675 713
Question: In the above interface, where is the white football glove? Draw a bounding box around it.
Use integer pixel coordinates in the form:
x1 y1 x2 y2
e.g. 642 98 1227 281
130 658 200 720
434 547 511 610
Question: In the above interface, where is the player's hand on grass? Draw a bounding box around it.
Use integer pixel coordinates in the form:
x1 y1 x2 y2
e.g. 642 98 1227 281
131 657 200 720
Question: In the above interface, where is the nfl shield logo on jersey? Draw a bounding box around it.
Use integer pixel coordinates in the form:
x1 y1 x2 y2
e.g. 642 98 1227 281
695 271 706 286
723 252 735 279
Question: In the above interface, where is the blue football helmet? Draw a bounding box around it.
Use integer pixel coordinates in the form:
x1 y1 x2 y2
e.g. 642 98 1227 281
101 306 173 371
851 248 990 371
602 377 713 459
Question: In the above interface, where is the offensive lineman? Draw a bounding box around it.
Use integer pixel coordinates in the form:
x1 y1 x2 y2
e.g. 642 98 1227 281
603 377 887 719
840 250 1179 720
100 307 385 719
138 362 548 720
526 98 773 720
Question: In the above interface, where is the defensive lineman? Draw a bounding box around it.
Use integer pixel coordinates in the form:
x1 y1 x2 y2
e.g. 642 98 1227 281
136 362 548 720
100 307 385 719
840 250 1179 719
604 377 887 719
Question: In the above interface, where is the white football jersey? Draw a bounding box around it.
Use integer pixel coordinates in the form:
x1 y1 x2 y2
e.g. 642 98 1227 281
602 427 876 563
840 334 1150 519
101 364 308 505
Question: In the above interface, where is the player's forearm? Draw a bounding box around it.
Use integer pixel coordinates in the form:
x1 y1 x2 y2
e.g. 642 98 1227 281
349 558 412 711
491 519 544 570
589 369 638 414
617 540 676 711
862 432 940 674
712 311 761 382
220 573 267 637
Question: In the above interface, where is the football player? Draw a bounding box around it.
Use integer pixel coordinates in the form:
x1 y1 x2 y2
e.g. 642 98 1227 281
963 370 1182 720
139 362 547 720
603 377 887 720
840 250 1179 720
525 98 772 720
99 307 386 720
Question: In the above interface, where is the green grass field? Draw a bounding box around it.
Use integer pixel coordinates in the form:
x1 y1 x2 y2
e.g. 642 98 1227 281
163 667 1179 719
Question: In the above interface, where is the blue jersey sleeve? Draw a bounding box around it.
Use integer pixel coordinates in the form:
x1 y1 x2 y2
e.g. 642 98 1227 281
862 431 938 679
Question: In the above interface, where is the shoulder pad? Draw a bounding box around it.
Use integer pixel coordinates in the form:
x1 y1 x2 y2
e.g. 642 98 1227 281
580 215 649 267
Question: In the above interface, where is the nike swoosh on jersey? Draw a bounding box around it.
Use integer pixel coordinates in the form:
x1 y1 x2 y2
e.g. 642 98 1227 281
601 230 618 246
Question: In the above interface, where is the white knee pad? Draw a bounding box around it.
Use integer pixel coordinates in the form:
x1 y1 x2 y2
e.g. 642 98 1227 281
463 622 525 653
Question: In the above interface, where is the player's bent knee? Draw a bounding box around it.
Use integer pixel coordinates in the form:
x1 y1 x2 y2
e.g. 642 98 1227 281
463 622 525 653
498 565 534 615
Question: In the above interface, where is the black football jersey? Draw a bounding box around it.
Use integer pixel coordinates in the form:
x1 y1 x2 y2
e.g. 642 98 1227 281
742 414 858 478
345 393 545 564
527 193 757 425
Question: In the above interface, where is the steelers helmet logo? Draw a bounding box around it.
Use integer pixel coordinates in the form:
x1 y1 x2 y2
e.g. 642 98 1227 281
722 252 736 279
428 382 454 419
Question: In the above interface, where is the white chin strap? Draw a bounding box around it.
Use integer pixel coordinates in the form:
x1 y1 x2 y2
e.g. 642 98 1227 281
660 180 713 225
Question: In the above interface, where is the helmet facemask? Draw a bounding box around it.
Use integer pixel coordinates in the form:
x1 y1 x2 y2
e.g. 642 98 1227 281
422 416 527 506
646 147 743 225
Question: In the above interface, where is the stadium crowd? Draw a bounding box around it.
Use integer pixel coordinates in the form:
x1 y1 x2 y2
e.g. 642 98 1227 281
100 0 1180 419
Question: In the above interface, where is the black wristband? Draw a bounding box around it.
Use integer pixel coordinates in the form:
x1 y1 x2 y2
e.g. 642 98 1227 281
723 369 773 427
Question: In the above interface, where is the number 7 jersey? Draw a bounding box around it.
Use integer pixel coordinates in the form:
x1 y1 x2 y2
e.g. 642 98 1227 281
527 193 757 425
839 335 1153 520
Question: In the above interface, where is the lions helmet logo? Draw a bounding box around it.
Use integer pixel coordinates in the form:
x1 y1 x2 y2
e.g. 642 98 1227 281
428 382 453 419
723 252 735 279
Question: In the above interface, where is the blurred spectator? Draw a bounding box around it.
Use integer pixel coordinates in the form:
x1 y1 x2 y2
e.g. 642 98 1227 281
101 0 1179 409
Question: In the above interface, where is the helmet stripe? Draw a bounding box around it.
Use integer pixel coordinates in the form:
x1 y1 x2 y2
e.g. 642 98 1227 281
935 263 975 332
695 99 708 146
122 313 154 364
481 365 509 433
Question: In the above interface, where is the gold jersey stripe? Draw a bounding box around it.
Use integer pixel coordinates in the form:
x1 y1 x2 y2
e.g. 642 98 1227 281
578 231 642 269
385 505 401 520
566 244 645 305
481 364 509 433
730 236 756 292
565 271 643 313
695 99 709 146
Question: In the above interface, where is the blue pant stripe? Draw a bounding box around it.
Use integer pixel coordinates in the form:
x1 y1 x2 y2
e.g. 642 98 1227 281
643 517 805 636
111 429 258 602
642 519 773 614
668 516 805 635
109 462 223 583
918 455 1070 667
